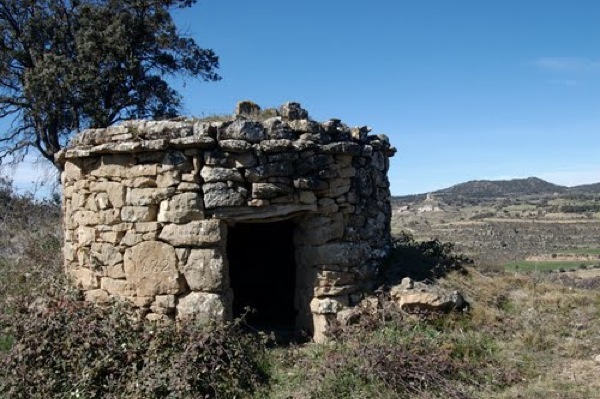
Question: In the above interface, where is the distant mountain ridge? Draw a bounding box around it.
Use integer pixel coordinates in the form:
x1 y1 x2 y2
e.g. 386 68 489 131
394 177 600 203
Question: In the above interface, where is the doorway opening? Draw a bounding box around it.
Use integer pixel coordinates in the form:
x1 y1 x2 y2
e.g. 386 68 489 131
227 220 297 333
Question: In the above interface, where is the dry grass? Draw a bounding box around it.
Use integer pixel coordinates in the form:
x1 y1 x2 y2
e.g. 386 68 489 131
1 176 599 398
257 267 600 399
440 269 600 399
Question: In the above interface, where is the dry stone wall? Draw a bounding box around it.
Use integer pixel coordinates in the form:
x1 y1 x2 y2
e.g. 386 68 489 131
58 102 396 341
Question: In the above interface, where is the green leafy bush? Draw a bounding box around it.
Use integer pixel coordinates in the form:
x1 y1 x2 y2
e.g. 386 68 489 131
0 291 268 399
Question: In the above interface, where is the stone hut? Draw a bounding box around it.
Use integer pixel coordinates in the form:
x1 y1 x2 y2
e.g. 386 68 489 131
58 102 396 342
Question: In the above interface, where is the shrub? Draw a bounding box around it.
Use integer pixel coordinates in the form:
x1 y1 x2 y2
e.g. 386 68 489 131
0 291 268 399
0 176 62 303
311 300 521 399
383 231 472 283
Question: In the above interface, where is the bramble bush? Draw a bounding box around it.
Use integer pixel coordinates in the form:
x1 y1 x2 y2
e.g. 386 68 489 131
0 176 268 398
0 289 269 399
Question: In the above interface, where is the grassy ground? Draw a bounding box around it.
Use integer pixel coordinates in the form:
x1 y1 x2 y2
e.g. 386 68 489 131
254 268 600 399
2 179 600 398
503 260 599 272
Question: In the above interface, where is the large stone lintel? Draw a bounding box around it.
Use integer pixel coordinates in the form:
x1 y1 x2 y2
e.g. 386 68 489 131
211 204 317 222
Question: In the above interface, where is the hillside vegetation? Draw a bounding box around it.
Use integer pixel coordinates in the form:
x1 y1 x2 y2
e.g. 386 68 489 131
392 177 600 266
394 177 600 205
1 177 600 398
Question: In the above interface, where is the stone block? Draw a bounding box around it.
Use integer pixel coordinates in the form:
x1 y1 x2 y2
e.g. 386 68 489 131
317 198 338 214
91 243 122 266
310 297 347 314
251 183 293 199
122 176 156 189
296 154 334 175
219 120 265 143
126 187 175 206
99 210 121 225
63 161 82 183
85 289 110 304
128 164 158 177
152 295 176 314
159 220 225 247
97 230 125 245
135 222 160 233
157 192 203 223
104 263 126 279
63 242 76 262
299 242 369 268
124 241 181 297
121 206 158 222
77 226 96 246
101 277 136 297
72 192 88 209
156 171 181 188
203 182 246 208
63 185 74 199
89 182 126 208
295 214 344 245
181 173 199 183
293 177 328 190
280 102 308 121
181 249 226 292
73 211 97 226
77 247 90 268
129 296 153 308
90 154 133 178
299 191 317 204
314 284 358 297
219 139 252 153
176 292 227 323
69 268 100 290
178 182 202 191
260 139 293 152
246 162 295 182
312 313 335 344
248 199 270 207
93 193 111 210
229 152 257 168
120 231 152 247
316 270 357 287
264 117 296 139
200 166 244 183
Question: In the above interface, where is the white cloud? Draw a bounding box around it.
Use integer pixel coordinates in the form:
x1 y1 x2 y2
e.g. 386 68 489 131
532 57 600 73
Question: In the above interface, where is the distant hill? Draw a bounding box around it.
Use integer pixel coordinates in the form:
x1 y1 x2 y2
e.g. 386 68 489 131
437 177 566 198
394 177 600 203
569 182 600 194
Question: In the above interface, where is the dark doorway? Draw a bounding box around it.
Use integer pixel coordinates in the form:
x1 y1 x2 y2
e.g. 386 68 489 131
227 221 297 332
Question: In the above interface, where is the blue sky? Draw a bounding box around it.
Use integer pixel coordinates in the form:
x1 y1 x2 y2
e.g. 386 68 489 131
6 0 600 195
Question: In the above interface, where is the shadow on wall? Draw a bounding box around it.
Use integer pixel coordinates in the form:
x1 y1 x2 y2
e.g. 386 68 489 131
382 231 472 285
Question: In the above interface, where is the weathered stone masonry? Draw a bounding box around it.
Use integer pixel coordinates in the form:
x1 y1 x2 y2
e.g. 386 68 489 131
58 102 396 341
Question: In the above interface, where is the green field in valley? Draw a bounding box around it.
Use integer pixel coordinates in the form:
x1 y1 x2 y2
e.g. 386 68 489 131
504 260 599 272
559 248 600 255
